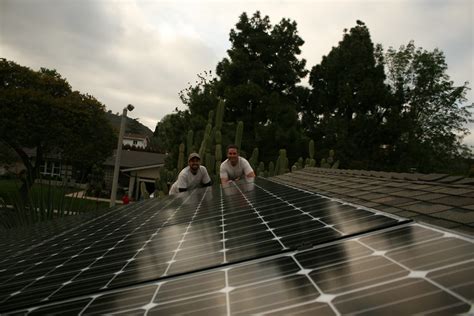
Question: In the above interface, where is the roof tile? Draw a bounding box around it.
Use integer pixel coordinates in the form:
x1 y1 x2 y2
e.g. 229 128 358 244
432 187 474 196
373 206 404 214
431 209 474 224
463 205 474 211
390 190 427 198
278 168 474 231
418 173 449 181
373 187 402 194
413 193 449 202
357 192 387 200
411 215 460 229
403 203 452 214
430 196 474 207
437 175 466 183
393 210 419 218
454 178 474 185
384 182 408 188
371 196 415 206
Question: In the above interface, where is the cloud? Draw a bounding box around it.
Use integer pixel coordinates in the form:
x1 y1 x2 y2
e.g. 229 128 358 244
1 0 222 130
1 0 472 143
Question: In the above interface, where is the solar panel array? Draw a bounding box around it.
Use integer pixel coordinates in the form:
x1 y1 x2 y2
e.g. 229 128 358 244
1 178 472 315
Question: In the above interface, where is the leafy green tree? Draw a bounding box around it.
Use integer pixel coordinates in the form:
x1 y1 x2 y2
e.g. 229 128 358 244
215 11 309 162
179 70 219 122
153 110 191 168
0 58 116 196
384 41 472 172
306 21 392 169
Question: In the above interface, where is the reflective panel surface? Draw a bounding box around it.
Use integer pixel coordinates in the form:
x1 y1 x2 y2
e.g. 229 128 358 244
5 224 472 315
2 178 470 314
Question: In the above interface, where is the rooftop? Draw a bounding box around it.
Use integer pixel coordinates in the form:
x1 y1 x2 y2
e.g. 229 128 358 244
274 167 474 236
103 150 166 168
0 170 472 314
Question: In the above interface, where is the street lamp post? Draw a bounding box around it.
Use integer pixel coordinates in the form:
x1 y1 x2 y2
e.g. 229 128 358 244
110 104 134 207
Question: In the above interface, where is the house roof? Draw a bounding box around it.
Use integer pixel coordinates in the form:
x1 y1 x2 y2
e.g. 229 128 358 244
273 167 474 237
104 150 166 169
23 147 63 160
123 133 148 140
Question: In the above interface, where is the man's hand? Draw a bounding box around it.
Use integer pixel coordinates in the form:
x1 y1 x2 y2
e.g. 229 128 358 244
246 171 256 178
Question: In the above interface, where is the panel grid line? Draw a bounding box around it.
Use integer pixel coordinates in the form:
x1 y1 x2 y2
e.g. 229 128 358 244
266 177 405 221
233 182 288 250
220 186 227 264
0 203 143 265
291 253 341 316
357 239 474 307
162 187 211 277
102 192 198 288
1 179 472 315
42 198 183 301
255 182 345 235
0 195 185 307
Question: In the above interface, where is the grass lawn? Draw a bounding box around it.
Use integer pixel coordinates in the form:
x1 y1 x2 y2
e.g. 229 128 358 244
0 179 110 211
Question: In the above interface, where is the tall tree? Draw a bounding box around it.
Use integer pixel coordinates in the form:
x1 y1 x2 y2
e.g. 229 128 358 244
178 70 220 140
0 59 116 196
384 41 472 172
306 21 392 169
215 11 309 162
153 110 191 168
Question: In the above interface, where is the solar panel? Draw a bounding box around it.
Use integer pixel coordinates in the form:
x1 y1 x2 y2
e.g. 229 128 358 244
1 177 471 314
5 223 472 315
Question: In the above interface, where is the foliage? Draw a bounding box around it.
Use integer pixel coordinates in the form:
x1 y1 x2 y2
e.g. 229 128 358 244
384 41 473 172
234 121 244 150
86 164 105 197
215 11 309 163
154 110 191 169
177 143 185 171
0 179 109 230
320 149 340 169
158 15 472 176
0 59 116 196
105 111 153 137
305 21 392 170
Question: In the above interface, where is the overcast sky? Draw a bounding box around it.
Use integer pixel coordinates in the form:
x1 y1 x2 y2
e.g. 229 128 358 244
1 0 473 145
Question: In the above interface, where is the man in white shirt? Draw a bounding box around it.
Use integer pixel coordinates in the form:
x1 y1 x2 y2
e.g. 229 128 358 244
220 144 255 185
169 153 212 195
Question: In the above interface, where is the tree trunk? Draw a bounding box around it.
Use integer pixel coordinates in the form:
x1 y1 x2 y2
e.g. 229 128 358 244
7 141 42 200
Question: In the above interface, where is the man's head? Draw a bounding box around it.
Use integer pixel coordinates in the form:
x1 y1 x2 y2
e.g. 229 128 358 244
188 153 201 173
226 144 239 166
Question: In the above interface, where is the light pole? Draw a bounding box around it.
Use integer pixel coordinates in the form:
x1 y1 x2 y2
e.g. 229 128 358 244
110 104 134 207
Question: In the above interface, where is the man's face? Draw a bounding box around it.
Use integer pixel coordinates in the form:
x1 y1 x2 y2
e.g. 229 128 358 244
227 148 239 165
188 157 200 173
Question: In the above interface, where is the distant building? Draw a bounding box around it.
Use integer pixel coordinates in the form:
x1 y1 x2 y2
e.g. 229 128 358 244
122 134 148 149
103 150 166 200
20 148 74 182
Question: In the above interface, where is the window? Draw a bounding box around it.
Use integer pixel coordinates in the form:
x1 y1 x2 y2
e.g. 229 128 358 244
40 161 61 177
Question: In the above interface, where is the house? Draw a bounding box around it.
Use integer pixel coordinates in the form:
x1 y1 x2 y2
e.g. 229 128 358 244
122 133 148 149
1 147 165 197
103 150 166 199
21 148 74 183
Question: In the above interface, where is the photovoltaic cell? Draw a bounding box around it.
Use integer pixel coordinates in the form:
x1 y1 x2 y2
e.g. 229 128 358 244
5 224 472 315
1 178 471 314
